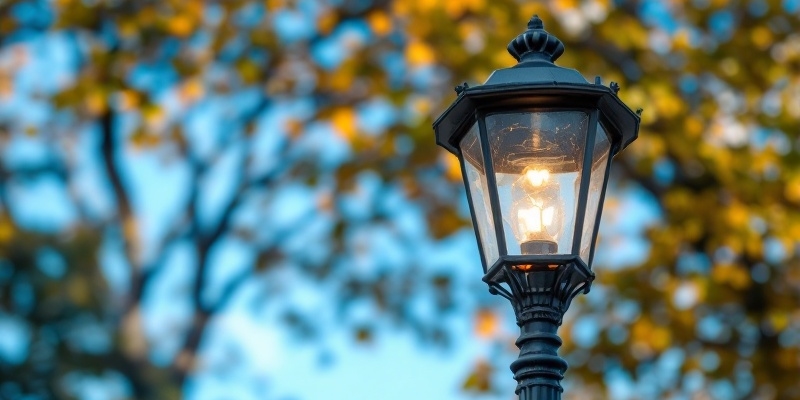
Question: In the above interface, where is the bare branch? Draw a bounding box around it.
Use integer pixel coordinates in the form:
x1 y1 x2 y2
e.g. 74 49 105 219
174 97 293 384
211 268 251 313
100 109 136 257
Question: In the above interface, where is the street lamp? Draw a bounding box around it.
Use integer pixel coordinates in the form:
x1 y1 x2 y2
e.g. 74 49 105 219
433 16 641 399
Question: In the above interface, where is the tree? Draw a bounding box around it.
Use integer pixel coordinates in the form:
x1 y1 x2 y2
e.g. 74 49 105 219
1 0 465 397
0 0 798 399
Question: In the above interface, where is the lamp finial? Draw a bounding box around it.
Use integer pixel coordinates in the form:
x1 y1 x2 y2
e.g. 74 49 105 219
507 15 565 63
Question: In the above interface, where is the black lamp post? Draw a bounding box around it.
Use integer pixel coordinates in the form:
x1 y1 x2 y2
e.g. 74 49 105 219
434 16 641 399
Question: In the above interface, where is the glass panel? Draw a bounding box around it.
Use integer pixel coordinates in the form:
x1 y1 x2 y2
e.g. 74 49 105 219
486 111 589 256
459 123 499 267
579 124 611 264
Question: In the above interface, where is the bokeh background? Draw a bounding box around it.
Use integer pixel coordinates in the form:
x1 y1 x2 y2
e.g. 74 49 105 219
0 0 799 399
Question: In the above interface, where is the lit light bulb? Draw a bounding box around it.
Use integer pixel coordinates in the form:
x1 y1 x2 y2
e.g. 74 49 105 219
510 167 563 254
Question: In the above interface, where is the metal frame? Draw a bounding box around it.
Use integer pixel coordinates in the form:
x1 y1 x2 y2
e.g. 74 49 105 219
432 15 641 400
473 107 600 273
458 120 490 271
571 110 599 255
477 112 508 259
435 85 638 156
586 121 615 267
440 95 633 275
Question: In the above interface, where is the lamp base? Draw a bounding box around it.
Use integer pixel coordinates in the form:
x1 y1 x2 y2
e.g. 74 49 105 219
521 239 558 255
485 262 595 400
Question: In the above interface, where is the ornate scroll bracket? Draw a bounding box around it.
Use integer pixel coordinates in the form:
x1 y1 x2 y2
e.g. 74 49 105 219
487 262 594 326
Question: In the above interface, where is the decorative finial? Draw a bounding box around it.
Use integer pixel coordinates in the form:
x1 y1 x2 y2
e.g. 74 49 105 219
528 15 544 29
454 82 469 95
507 15 565 63
610 82 620 95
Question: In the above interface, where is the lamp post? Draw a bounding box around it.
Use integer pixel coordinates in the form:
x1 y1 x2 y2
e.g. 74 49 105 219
433 16 641 399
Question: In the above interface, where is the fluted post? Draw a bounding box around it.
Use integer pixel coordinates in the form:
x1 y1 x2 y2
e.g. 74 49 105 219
511 313 567 399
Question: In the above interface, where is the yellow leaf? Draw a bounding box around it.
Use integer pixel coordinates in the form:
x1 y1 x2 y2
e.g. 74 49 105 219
745 238 763 259
631 318 670 353
711 264 750 289
619 87 647 120
118 19 138 38
0 72 13 99
726 202 748 227
367 11 392 36
85 90 107 116
284 119 304 138
720 58 740 77
0 218 14 243
672 29 691 51
443 153 462 182
330 108 357 140
317 11 338 35
461 361 492 392
769 312 789 332
751 26 773 50
322 64 355 92
681 218 702 241
651 83 684 118
553 0 578 12
139 6 158 28
411 96 431 116
236 59 261 84
785 176 800 204
167 14 194 37
185 0 204 19
445 0 484 18
143 104 165 126
631 318 652 342
118 89 140 111
650 326 671 351
406 40 435 66
179 79 204 104
520 4 548 21
67 278 90 306
474 309 497 338
265 0 286 11
390 1 411 18
131 130 161 148
684 116 704 138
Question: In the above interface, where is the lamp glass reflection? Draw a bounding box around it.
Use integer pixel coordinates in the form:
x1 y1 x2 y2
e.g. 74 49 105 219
459 123 500 267
487 111 588 256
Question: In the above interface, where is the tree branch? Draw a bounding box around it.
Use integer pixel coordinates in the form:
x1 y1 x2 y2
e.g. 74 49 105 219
99 110 149 309
172 97 293 385
100 110 134 241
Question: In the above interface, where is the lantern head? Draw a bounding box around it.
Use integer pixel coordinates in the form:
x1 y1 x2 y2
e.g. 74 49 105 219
434 16 640 290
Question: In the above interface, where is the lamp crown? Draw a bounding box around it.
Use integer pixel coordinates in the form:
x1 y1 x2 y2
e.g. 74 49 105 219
507 15 565 63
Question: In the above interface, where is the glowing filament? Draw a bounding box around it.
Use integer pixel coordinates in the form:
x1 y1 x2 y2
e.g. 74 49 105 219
517 203 556 234
524 169 550 187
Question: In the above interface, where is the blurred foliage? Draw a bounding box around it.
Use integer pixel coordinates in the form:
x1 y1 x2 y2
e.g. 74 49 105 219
0 0 798 399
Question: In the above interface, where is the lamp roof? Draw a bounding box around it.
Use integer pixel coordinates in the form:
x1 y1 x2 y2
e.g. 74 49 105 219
433 16 640 157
